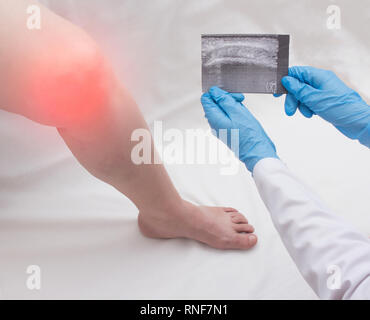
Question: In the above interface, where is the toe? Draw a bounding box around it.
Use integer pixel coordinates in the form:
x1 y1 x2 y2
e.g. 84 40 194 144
233 234 258 249
234 223 254 233
231 213 248 224
223 207 238 212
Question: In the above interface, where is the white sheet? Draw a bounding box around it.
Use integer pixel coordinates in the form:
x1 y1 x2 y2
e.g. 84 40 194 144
0 0 369 299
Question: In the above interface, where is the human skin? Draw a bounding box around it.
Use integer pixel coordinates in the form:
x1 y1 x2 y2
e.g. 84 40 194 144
0 0 257 249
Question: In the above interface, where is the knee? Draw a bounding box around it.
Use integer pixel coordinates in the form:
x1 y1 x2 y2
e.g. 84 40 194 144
24 33 115 127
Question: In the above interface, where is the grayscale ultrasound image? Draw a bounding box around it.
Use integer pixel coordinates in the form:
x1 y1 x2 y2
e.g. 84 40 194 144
202 34 290 94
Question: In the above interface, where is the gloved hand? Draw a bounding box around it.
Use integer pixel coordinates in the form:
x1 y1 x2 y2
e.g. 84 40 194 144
281 66 370 148
201 86 278 172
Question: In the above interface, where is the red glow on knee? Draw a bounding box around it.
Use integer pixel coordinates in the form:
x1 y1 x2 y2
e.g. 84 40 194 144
27 53 111 127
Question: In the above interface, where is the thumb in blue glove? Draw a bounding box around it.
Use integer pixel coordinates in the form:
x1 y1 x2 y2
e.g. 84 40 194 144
281 66 370 148
201 86 278 172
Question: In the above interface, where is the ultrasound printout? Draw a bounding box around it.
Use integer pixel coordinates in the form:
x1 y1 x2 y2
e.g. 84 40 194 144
202 34 290 94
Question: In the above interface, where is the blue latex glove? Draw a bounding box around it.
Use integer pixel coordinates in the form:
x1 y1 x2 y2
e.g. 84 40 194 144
281 66 370 148
201 86 278 172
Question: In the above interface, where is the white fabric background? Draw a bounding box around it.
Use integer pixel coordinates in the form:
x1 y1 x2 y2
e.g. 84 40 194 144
0 0 369 299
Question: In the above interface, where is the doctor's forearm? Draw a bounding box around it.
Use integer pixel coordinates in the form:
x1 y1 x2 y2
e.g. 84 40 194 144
253 158 370 299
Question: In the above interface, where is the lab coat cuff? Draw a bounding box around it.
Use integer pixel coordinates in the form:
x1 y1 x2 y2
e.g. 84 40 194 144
252 157 287 179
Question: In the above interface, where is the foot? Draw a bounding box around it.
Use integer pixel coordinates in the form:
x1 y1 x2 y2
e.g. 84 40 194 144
138 200 257 250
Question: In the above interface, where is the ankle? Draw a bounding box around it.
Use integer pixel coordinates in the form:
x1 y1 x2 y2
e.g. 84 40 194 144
138 197 188 217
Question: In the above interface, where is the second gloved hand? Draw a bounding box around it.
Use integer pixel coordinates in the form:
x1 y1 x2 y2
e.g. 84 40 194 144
281 66 370 148
201 86 278 172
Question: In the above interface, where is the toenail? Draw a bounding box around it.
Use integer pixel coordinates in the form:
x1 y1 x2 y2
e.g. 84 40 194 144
249 235 257 246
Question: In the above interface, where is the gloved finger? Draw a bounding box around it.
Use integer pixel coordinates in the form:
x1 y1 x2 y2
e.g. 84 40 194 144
208 86 245 117
273 93 283 98
230 93 245 102
284 93 299 116
282 76 318 106
201 92 228 125
298 104 314 118
288 66 331 88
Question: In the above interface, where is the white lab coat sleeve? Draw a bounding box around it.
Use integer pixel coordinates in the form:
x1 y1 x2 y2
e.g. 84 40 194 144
253 158 370 300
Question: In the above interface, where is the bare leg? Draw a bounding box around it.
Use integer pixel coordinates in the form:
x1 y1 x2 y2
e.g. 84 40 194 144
59 83 257 249
0 0 257 249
